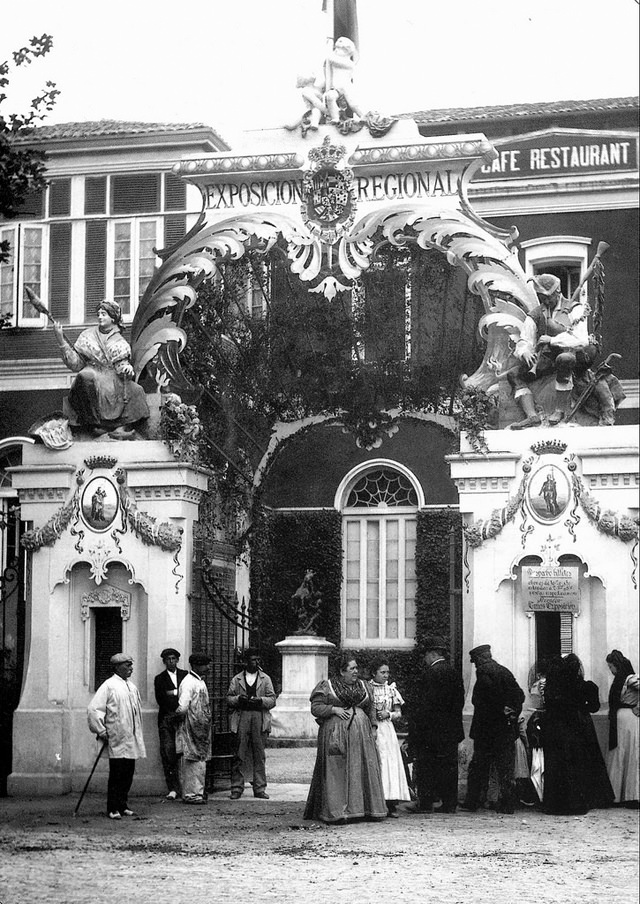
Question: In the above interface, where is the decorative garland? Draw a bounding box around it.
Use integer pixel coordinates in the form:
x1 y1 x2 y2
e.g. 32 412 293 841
570 472 639 543
114 469 183 554
21 493 80 551
159 392 203 463
462 466 531 549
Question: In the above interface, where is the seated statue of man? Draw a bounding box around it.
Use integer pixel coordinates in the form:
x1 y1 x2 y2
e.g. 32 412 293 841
508 274 615 428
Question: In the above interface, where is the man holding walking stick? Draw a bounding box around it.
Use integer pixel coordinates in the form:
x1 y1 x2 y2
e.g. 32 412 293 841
87 653 146 820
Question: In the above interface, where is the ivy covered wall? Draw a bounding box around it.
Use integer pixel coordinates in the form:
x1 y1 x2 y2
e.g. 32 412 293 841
249 505 463 701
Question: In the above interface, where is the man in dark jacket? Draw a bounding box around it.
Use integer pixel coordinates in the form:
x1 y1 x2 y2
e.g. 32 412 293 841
461 644 525 814
154 648 188 800
409 636 465 813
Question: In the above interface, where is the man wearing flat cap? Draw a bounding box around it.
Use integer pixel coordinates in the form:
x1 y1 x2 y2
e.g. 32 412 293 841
409 636 465 813
461 644 524 814
508 273 603 428
87 653 146 819
154 648 188 800
175 653 212 804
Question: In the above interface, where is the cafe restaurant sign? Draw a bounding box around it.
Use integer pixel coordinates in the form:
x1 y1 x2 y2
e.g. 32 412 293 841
522 565 581 613
475 129 637 181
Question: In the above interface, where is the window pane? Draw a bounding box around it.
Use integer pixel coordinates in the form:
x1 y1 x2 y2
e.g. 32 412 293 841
0 228 15 321
366 521 379 638
21 228 43 318
404 518 417 638
138 220 157 301
345 521 361 639
113 222 131 313
386 519 399 638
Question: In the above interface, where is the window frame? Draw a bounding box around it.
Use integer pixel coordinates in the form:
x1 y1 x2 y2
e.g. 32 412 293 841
106 216 162 320
336 460 424 650
0 223 48 328
520 236 591 302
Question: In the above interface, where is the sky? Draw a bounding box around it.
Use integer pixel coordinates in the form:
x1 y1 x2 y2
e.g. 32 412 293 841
2 0 639 145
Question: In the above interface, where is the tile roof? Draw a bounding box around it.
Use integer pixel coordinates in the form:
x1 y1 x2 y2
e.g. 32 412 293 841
396 96 639 125
13 119 229 147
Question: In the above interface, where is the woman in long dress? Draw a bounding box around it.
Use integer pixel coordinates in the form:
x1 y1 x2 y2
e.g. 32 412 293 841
368 657 412 818
605 650 639 807
542 653 614 815
304 654 387 824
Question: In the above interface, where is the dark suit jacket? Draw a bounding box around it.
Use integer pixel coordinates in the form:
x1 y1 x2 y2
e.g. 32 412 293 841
410 659 465 751
154 668 188 721
469 659 524 743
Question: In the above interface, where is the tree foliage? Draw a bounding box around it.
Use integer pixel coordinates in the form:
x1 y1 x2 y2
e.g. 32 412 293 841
179 240 482 543
0 34 59 269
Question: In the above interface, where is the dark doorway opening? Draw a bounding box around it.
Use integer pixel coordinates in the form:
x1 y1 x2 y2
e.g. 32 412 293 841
535 612 562 662
94 608 122 690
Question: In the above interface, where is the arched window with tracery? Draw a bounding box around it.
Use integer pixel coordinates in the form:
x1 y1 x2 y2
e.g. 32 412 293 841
336 462 423 649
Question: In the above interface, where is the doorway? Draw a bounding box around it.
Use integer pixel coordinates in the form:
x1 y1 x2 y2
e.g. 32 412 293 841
535 611 573 662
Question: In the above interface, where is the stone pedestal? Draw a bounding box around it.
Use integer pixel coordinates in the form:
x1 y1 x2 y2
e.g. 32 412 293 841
269 635 335 741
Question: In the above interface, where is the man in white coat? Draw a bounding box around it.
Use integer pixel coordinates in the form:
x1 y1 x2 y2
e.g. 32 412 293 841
87 652 146 819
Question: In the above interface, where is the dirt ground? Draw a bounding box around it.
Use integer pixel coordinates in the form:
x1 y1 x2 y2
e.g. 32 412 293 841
0 768 637 904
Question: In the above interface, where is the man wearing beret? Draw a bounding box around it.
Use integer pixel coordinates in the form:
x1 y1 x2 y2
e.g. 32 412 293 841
461 644 525 814
87 652 146 819
154 648 188 800
409 636 465 813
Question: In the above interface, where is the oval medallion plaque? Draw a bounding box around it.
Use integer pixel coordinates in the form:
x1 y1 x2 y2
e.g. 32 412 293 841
527 463 571 523
80 476 119 532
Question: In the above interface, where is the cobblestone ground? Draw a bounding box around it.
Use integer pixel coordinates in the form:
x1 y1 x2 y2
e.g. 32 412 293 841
0 793 637 904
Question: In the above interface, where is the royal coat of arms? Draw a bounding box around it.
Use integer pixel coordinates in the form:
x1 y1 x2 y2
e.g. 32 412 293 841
301 136 356 245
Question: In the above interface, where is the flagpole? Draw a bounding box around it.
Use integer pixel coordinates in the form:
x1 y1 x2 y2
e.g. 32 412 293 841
324 0 335 91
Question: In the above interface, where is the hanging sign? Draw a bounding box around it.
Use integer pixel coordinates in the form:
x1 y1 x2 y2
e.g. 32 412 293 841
522 565 580 613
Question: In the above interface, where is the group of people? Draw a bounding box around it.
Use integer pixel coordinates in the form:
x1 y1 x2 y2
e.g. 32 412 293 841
87 647 275 818
303 641 639 824
87 640 638 823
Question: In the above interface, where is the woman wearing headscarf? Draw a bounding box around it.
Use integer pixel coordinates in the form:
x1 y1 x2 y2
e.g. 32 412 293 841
605 650 639 807
542 653 614 814
53 300 149 436
304 653 387 824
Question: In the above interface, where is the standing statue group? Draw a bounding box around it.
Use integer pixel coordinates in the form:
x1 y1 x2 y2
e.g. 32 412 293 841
285 36 364 136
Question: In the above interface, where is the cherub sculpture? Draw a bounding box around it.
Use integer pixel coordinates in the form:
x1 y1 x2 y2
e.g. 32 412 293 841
324 36 363 124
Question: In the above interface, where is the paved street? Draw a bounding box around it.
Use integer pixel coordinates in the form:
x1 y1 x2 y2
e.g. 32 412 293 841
0 784 637 904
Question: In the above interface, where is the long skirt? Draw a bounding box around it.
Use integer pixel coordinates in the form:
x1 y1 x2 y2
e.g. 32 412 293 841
376 720 411 802
607 709 639 803
304 709 387 824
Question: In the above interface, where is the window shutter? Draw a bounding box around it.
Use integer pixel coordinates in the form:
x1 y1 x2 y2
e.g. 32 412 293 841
49 223 72 321
111 174 160 214
85 220 107 319
13 187 45 220
85 176 107 215
164 214 186 251
49 179 71 217
164 173 186 211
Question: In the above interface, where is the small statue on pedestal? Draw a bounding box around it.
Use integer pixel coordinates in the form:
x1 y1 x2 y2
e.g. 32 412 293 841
291 569 323 636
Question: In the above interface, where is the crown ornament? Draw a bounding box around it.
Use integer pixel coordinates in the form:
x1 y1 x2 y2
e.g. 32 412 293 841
308 135 348 170
530 440 567 456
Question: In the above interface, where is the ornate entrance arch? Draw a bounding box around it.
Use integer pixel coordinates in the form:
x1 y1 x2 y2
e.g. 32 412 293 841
131 125 537 398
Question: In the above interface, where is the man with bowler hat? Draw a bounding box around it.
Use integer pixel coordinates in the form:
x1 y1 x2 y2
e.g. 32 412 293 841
154 648 188 800
409 635 465 813
461 644 524 814
87 652 146 819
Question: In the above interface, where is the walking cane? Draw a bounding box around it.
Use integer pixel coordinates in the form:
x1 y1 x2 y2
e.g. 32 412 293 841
73 740 108 817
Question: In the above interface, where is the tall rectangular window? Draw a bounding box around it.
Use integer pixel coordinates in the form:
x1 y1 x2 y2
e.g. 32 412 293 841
94 608 122 691
343 514 417 647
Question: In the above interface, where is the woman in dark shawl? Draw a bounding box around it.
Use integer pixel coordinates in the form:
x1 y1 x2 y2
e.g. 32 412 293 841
605 650 639 806
542 653 615 814
304 654 387 824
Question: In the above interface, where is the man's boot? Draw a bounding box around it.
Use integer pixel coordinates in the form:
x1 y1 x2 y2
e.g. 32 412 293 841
510 391 541 430
548 389 571 426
